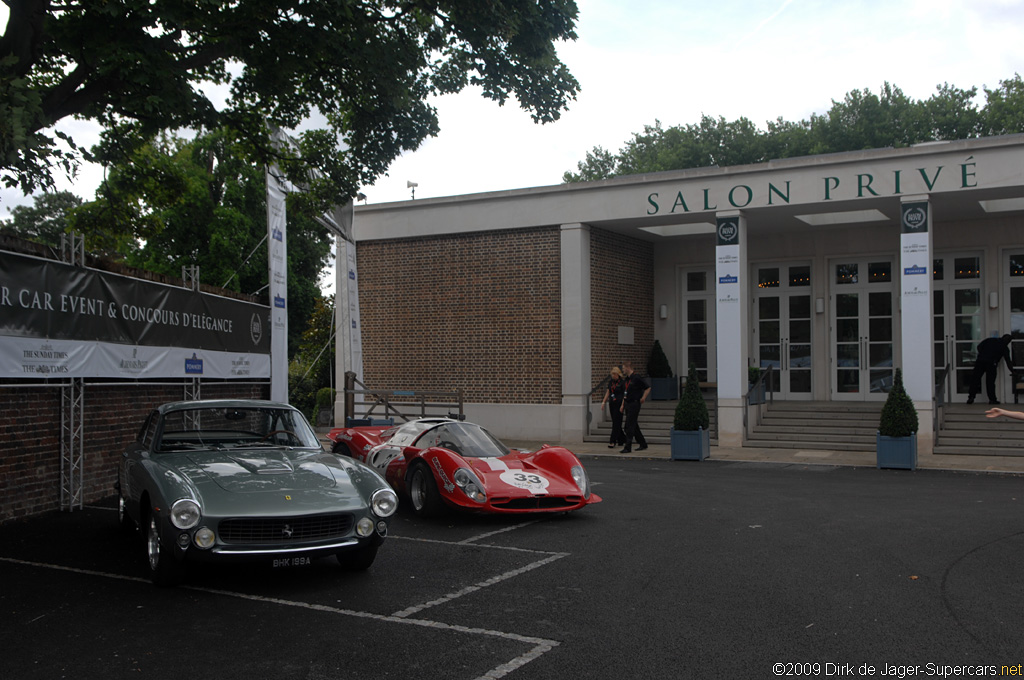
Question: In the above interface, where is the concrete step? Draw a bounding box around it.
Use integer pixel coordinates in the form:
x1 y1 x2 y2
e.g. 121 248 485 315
746 401 880 451
743 439 877 452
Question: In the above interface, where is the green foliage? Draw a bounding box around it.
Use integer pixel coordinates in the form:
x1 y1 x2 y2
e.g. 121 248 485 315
564 77 1023 182
0 190 82 246
290 296 337 419
748 366 762 385
647 340 672 378
67 130 331 355
674 364 709 431
983 74 1024 136
878 368 918 438
316 388 336 415
2 0 580 209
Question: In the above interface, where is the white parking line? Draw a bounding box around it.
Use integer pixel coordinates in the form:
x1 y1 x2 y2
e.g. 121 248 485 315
458 520 540 545
390 534 554 555
391 551 568 619
1 537 567 680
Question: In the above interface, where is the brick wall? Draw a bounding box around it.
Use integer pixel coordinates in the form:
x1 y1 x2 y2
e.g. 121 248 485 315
357 227 561 404
1 236 272 523
590 229 655 400
0 381 268 524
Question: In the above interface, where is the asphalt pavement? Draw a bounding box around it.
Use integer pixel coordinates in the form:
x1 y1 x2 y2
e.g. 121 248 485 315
505 438 1024 477
2 457 1023 679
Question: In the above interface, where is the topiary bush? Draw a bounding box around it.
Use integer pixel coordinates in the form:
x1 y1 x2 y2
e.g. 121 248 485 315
647 340 673 379
878 368 918 437
674 363 710 431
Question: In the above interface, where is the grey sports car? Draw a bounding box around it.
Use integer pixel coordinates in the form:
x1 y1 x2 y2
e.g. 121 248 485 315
117 399 398 586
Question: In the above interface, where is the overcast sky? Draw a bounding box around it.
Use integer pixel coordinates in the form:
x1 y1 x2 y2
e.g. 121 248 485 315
2 0 1023 215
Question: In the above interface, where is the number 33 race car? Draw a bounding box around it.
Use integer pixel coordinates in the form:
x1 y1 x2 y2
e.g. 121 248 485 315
327 418 602 516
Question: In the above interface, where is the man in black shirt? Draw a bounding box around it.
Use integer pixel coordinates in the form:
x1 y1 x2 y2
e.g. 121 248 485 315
620 361 650 453
967 334 1014 404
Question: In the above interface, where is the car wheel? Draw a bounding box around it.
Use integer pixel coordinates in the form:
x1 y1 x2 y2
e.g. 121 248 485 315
145 512 185 587
408 464 443 517
337 543 379 571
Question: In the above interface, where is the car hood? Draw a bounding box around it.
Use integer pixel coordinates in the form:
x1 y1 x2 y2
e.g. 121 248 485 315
465 454 575 496
182 449 339 493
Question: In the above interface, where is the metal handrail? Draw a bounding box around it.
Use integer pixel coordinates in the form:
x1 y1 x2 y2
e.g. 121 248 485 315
342 371 463 424
934 362 951 437
743 366 775 436
584 374 612 437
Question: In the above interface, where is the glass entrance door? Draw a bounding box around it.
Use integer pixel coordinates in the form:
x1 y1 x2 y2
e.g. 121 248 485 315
1004 251 1024 401
753 264 812 399
932 254 983 398
679 269 716 383
831 259 896 400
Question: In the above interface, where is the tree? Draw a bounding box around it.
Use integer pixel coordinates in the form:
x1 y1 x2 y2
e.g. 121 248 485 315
564 77 1023 182
1 0 581 208
67 130 332 355
0 190 82 247
983 74 1024 136
289 295 337 419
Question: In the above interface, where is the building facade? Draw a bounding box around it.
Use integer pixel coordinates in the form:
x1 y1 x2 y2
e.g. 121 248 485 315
341 136 1024 456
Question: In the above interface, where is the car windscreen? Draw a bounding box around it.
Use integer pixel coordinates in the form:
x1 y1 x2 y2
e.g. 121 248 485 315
413 422 510 458
156 406 322 451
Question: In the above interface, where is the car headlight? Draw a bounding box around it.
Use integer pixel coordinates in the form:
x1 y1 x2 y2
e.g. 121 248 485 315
570 465 591 499
170 499 201 529
356 517 375 537
371 488 398 518
453 467 487 504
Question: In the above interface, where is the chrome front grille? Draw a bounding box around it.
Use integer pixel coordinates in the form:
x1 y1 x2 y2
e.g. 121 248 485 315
218 514 353 544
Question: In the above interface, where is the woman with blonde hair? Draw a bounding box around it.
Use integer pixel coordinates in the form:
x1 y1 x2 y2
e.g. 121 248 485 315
601 366 626 448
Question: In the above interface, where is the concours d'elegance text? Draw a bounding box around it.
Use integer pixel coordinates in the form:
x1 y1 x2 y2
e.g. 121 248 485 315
773 662 1013 676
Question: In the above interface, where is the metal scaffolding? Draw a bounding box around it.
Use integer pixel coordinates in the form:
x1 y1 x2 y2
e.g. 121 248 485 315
58 233 86 511
60 378 84 511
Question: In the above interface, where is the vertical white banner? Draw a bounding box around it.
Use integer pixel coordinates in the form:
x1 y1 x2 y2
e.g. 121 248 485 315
336 238 364 383
714 215 747 400
900 200 933 401
266 170 289 403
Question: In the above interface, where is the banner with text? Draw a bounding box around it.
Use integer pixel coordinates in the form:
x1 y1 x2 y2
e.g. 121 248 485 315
0 251 270 379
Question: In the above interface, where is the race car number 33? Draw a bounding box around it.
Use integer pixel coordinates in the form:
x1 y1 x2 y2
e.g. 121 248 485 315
500 470 550 495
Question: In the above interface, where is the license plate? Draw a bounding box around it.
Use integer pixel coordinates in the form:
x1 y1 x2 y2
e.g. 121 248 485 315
272 556 312 568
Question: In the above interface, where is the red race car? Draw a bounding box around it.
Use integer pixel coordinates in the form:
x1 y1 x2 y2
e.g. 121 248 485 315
327 418 601 516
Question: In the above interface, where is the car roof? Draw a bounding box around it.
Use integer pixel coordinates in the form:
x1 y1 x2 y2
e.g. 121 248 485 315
155 399 295 414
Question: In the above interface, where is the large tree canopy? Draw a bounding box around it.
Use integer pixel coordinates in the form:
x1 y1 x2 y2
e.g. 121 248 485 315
1 0 580 206
63 130 333 356
564 76 1024 182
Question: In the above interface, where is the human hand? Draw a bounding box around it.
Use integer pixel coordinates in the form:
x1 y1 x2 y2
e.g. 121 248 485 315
987 408 1009 418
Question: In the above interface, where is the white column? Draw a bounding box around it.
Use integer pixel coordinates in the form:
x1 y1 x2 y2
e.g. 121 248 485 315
561 223 591 440
715 212 749 447
899 197 935 454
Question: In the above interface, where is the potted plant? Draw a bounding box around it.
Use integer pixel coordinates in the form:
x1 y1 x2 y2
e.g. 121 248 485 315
647 340 677 400
876 368 918 470
671 364 710 460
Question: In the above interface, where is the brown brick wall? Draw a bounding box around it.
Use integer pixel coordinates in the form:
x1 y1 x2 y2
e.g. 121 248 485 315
0 380 268 524
357 227 561 404
1 235 271 523
590 229 654 400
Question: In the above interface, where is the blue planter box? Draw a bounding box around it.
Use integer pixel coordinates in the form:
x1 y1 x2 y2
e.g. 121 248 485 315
671 427 710 461
876 432 917 470
650 377 678 401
